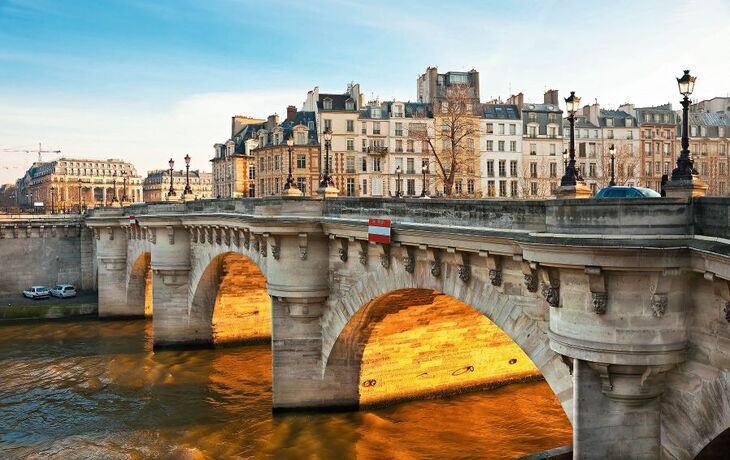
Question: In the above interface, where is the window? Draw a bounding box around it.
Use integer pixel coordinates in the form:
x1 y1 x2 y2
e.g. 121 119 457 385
530 162 538 178
664 143 671 156
346 120 354 132
407 179 416 196
528 126 537 137
296 131 306 145
395 122 403 136
467 179 475 194
324 119 332 131
530 182 538 196
487 160 494 177
510 161 518 177
361 157 367 172
346 178 355 196
664 162 670 175
498 140 505 152
455 180 463 194
487 180 495 197
549 162 557 177
296 154 306 169
346 156 355 174
323 98 332 110
372 157 381 172
589 163 596 178
361 122 367 134
510 181 518 197
627 131 633 140
549 113 557 123
274 178 280 194
362 179 368 195
607 129 614 139
510 124 516 135
373 122 381 135
655 161 661 176
550 144 556 156
486 140 493 151
396 139 403 153
498 124 505 135
528 112 537 123
467 138 475 152
371 108 382 118
274 155 280 170
372 177 383 196
499 180 507 197
486 123 494 134
498 160 506 177
530 143 537 155
346 100 354 111
510 141 517 152
344 138 353 151
296 177 306 194
606 118 614 127
644 143 651 155
259 157 265 171
407 140 414 152
548 127 557 138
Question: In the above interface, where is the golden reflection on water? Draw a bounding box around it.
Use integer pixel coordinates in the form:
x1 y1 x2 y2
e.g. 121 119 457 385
0 320 571 459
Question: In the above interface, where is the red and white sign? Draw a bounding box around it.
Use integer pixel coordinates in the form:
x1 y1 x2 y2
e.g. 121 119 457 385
367 218 391 244
128 215 137 228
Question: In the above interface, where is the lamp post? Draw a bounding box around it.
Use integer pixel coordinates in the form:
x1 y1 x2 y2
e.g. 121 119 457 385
320 129 333 188
561 91 581 187
121 170 129 202
167 158 176 197
420 164 430 199
50 186 55 214
78 179 82 213
673 70 697 181
395 165 402 197
183 154 193 196
556 91 591 198
111 171 118 204
285 137 295 191
609 144 617 187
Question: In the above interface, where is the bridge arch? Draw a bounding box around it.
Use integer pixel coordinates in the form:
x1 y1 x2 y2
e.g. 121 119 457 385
322 254 573 417
189 251 271 346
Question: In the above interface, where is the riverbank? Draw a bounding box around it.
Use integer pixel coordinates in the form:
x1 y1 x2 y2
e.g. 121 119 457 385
0 292 97 321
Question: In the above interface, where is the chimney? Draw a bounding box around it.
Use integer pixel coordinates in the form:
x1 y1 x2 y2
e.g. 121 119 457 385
544 89 559 105
266 113 280 130
286 105 297 122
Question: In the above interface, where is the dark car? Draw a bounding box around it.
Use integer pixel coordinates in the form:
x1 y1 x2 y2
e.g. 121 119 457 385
594 186 661 199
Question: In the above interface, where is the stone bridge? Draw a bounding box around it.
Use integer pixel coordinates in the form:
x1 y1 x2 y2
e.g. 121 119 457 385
3 197 730 459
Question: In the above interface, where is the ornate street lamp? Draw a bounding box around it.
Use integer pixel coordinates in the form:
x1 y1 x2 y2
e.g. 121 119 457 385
319 129 333 188
285 136 295 191
168 158 176 197
50 186 55 214
609 144 617 187
672 70 697 181
183 154 193 195
420 164 430 199
121 170 129 202
561 91 582 187
111 171 118 204
395 165 402 197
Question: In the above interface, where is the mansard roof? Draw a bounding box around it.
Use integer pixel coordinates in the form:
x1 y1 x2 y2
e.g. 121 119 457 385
482 104 520 120
317 93 357 111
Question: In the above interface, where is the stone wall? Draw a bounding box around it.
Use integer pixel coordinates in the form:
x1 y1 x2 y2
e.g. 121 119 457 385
0 223 84 295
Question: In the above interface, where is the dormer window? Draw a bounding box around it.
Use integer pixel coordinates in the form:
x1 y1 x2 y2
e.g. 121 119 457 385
393 104 404 117
371 108 382 119
606 118 614 127
626 118 633 127
323 98 333 110
345 99 354 111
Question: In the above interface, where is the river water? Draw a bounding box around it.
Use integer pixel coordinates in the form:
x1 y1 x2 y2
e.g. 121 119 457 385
0 319 572 459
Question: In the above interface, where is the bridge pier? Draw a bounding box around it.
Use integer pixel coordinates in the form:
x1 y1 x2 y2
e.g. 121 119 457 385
95 226 135 317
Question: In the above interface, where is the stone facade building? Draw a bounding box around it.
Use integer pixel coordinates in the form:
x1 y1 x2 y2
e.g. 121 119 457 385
251 109 320 197
683 97 730 196
634 104 678 192
143 169 213 202
16 158 142 210
512 91 564 198
211 115 264 198
480 103 522 198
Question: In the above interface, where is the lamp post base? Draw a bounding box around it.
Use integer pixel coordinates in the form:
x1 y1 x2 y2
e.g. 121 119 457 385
110 201 121 208
555 182 592 199
166 194 180 202
317 185 340 198
664 177 708 198
283 186 303 197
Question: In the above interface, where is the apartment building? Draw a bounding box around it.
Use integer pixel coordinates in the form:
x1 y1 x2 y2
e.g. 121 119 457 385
512 91 564 198
683 97 730 195
211 115 265 198
385 101 434 197
633 104 678 192
480 103 522 198
143 169 212 202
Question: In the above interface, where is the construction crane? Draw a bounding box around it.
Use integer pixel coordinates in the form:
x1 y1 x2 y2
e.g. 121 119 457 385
1 143 62 163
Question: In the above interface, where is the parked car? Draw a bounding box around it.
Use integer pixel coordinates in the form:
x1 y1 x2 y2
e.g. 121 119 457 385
23 286 50 299
594 186 661 199
50 284 77 298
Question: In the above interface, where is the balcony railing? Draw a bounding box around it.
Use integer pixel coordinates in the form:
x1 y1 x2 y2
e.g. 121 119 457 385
366 147 388 155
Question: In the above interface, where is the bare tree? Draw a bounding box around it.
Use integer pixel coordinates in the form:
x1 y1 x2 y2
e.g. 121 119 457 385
410 85 480 196
517 162 554 199
595 141 642 188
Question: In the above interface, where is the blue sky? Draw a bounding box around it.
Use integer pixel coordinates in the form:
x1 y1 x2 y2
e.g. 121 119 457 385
1 0 728 183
